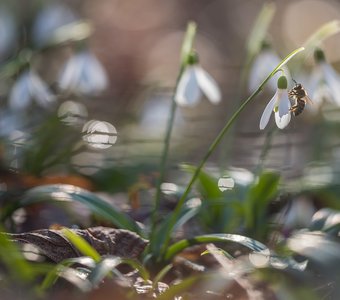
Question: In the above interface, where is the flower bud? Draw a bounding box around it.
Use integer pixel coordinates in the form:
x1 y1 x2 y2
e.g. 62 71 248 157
314 48 326 63
277 75 287 89
187 51 199 65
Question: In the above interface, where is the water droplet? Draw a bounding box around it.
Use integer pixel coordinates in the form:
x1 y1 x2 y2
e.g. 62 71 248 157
218 176 234 192
248 249 270 267
82 120 117 149
71 151 104 175
58 101 88 125
186 197 202 209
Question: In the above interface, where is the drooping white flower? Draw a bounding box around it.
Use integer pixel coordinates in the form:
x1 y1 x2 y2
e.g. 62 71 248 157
32 2 77 48
58 49 109 96
248 46 290 93
260 75 291 130
0 6 17 61
9 70 56 110
308 48 340 108
175 52 221 107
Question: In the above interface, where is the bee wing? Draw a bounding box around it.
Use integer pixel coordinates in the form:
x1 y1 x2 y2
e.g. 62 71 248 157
303 95 313 105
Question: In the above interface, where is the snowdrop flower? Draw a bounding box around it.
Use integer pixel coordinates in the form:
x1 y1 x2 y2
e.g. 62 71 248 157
248 43 290 93
308 48 340 108
0 7 17 61
175 52 221 106
9 70 56 110
32 2 77 48
260 75 291 130
58 49 109 96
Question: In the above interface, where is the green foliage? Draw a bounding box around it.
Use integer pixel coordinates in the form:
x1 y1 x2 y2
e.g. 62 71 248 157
62 228 101 262
164 233 267 262
242 172 280 239
1 184 142 235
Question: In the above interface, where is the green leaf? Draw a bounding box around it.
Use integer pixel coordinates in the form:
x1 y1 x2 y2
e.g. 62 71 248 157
157 275 202 300
39 257 96 291
150 206 200 260
2 184 141 235
87 257 122 286
181 164 223 199
120 258 150 281
164 233 267 262
0 231 36 283
244 172 280 238
53 266 92 292
152 264 173 289
62 228 101 262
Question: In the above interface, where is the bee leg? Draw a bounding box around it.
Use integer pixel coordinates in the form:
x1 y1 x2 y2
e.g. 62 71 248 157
289 105 298 112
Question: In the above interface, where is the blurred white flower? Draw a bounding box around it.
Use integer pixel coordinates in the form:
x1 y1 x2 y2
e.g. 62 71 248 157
281 197 316 233
9 70 56 110
248 47 290 93
58 50 109 96
0 7 17 61
32 2 77 48
260 75 291 130
175 53 221 107
308 48 340 108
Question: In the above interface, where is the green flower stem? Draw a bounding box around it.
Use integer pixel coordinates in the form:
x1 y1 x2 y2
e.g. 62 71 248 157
159 46 305 260
150 22 197 237
150 67 181 234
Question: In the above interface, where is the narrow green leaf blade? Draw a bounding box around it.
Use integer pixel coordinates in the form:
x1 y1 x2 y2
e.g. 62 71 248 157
8 184 141 234
62 228 101 262
164 233 267 262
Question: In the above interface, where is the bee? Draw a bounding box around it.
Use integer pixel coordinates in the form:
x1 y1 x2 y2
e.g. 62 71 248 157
288 81 312 116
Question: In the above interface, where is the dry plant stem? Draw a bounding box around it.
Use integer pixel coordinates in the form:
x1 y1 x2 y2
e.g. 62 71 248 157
159 47 305 259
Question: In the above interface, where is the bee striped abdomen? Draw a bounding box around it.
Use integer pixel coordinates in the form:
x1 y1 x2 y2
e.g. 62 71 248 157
288 83 309 116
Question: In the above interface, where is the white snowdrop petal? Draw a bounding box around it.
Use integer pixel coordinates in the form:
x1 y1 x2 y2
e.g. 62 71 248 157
58 55 82 91
322 63 340 106
278 91 290 117
259 91 278 130
32 3 76 47
29 71 56 107
195 66 221 104
84 52 109 94
175 66 201 106
9 71 31 110
0 9 17 60
248 50 281 92
275 110 291 129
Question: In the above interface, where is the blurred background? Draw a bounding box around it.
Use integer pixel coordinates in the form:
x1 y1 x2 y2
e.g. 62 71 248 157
1 0 340 193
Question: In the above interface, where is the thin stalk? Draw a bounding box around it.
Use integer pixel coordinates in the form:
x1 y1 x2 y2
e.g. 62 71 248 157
159 47 305 259
150 21 197 237
254 127 277 176
150 65 183 234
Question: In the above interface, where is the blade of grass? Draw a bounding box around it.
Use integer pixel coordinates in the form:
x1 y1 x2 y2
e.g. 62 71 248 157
87 257 122 286
150 21 197 238
0 230 36 283
62 228 101 262
1 184 141 235
39 257 96 291
164 233 267 262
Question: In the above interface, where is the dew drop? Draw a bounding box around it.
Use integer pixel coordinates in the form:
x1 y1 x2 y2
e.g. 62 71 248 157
82 120 117 149
58 101 88 125
218 176 234 192
248 249 270 267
